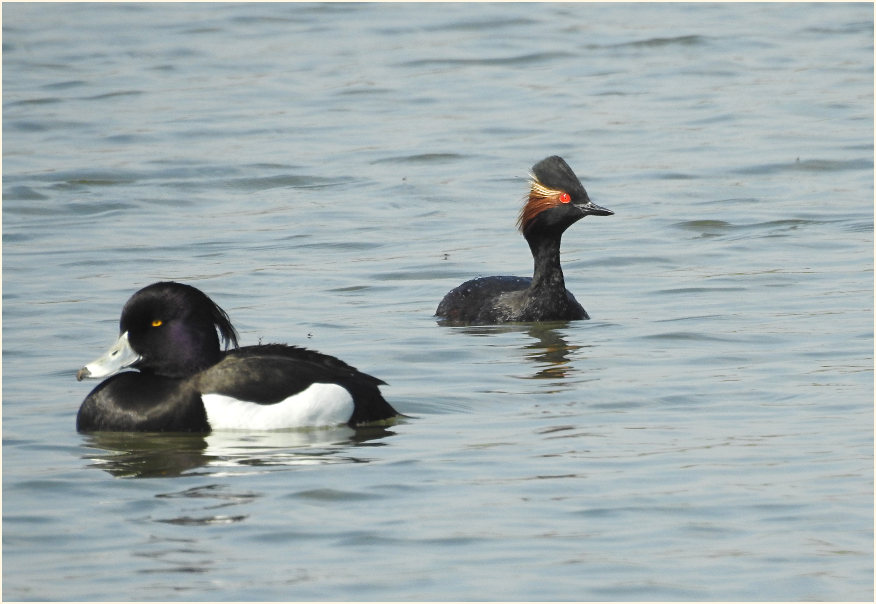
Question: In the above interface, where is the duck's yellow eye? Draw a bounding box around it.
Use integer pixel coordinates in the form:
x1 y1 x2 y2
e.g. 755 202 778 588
151 319 163 327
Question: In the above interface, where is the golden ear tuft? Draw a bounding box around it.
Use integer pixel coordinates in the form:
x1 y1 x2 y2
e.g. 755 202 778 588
529 179 564 199
517 175 567 232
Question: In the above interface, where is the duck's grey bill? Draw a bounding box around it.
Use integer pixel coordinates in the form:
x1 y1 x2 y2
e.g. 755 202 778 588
77 331 140 381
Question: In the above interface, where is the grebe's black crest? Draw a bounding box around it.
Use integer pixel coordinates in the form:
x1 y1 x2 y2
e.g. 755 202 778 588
436 156 613 325
518 155 612 234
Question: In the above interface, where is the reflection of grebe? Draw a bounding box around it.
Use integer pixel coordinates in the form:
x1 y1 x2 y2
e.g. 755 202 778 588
449 323 585 383
76 282 399 432
437 156 613 325
522 326 583 381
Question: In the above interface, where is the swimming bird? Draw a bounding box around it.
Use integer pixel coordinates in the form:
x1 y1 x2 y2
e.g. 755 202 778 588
436 156 613 325
76 281 398 432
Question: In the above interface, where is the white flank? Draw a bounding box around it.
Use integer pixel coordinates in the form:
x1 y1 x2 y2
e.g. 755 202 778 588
202 383 355 430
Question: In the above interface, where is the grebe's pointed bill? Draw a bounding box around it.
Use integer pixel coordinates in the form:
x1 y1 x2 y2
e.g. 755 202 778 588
577 199 613 217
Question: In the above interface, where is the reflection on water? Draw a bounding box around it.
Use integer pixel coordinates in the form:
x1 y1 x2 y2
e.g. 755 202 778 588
153 484 255 527
451 322 587 381
81 432 210 478
521 324 586 381
81 425 398 479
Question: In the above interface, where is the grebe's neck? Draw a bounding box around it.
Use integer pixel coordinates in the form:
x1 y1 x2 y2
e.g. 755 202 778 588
526 232 566 294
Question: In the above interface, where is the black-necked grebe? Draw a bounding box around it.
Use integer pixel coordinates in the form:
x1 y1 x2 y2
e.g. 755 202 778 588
76 282 398 432
436 156 613 325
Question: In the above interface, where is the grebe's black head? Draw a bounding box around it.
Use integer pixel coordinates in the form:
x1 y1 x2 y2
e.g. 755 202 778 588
517 156 613 238
77 282 239 380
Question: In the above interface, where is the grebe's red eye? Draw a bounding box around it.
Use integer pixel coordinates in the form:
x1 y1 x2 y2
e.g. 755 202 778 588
559 192 571 203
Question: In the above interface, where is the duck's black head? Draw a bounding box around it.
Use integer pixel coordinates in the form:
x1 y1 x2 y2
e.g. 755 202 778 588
120 281 239 377
517 155 613 239
77 281 240 381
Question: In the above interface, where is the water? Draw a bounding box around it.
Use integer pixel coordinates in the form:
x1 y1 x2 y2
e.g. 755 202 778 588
3 3 872 600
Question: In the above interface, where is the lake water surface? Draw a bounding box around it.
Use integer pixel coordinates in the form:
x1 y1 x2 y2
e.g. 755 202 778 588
3 3 873 601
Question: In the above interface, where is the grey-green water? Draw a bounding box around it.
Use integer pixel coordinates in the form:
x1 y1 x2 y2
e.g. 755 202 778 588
3 3 873 600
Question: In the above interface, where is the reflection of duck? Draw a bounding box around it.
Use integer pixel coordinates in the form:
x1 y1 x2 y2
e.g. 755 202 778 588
437 156 613 325
76 282 399 432
81 432 210 478
81 426 397 478
203 426 391 468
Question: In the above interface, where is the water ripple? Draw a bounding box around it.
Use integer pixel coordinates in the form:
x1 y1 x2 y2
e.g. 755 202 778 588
610 34 708 49
372 152 468 165
671 218 831 239
734 157 872 175
400 51 572 68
